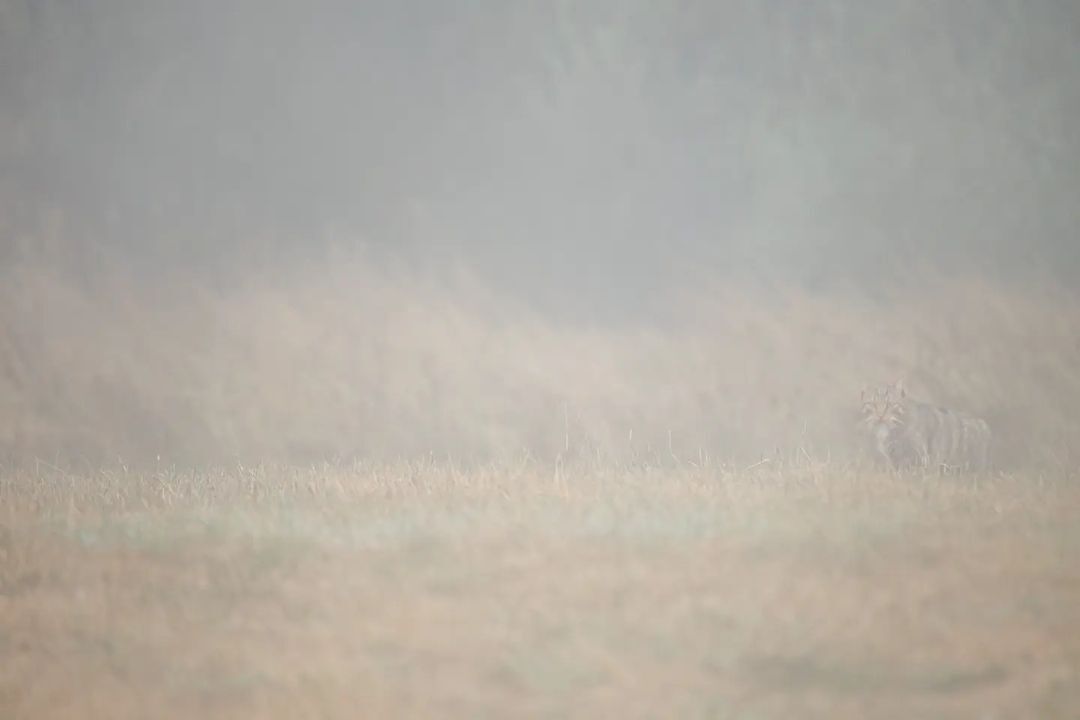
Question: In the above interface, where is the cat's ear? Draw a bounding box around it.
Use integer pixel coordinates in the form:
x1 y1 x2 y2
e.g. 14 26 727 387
894 379 907 398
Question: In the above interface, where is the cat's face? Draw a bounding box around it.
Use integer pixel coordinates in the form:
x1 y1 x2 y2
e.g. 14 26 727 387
860 381 907 440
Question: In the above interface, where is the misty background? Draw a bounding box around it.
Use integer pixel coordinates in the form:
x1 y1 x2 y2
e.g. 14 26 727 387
2 1 1078 314
1 1 1079 467
5 7 1080 716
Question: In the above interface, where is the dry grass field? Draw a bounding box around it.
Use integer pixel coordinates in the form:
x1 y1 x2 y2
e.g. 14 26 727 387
2 256 1079 471
3 3 1078 715
2 257 1079 717
2 461 1078 719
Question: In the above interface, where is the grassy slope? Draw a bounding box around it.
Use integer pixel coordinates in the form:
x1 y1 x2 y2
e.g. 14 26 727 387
2 259 1079 470
2 462 1078 719
2 260 1078 716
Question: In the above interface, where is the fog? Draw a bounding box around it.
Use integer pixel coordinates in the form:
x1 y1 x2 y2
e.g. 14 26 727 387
3 1 1078 315
2 2 1080 468
5 6 1080 716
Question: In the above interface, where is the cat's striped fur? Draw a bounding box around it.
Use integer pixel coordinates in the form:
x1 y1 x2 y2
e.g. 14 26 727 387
860 381 991 472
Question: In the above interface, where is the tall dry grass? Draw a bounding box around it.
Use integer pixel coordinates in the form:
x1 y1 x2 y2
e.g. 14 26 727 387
2 250 1079 719
1 252 1077 471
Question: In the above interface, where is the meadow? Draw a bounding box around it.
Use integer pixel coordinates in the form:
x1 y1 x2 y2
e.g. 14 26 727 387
3 460 1078 718
2 255 1079 718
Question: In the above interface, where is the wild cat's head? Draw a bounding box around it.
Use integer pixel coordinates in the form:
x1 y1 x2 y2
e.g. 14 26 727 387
860 380 908 441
